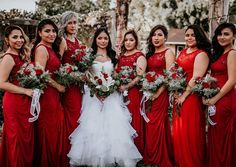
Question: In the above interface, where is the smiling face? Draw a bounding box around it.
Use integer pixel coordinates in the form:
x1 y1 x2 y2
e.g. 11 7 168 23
6 29 25 51
66 16 77 35
96 31 109 49
185 28 197 48
151 29 166 48
124 33 137 51
39 24 57 44
217 27 236 48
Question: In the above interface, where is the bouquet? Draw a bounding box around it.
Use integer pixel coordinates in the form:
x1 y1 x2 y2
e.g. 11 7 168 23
140 71 165 97
139 71 165 122
17 62 50 122
54 63 84 87
192 74 220 99
113 66 136 85
164 63 187 93
17 62 50 90
71 45 95 72
192 73 220 126
113 66 137 104
164 63 187 116
87 71 120 100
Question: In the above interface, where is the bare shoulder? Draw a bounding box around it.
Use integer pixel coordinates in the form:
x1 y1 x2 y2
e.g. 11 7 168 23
1 53 15 62
0 54 15 67
228 49 236 57
196 51 208 59
35 45 49 57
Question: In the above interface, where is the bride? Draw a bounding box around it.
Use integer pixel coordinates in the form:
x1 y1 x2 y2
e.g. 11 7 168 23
67 28 142 167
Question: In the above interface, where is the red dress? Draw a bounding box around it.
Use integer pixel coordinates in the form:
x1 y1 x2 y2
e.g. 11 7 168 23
143 49 174 167
208 49 236 167
0 53 34 167
172 48 207 167
117 51 144 154
33 45 64 167
61 38 83 166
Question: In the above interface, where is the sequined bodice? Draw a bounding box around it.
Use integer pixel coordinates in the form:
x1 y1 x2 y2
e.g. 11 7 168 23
117 52 144 70
147 49 168 75
62 38 81 64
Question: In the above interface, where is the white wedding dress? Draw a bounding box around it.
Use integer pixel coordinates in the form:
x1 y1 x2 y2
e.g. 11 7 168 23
68 60 142 167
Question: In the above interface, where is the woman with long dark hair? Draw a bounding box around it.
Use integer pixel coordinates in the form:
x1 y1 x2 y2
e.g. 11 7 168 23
172 24 211 167
116 30 146 155
68 27 142 167
0 25 34 167
143 25 175 167
203 22 236 167
31 19 65 167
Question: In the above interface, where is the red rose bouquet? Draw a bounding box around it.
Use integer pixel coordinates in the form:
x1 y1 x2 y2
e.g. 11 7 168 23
164 62 187 93
164 63 187 116
54 63 84 87
113 66 136 85
17 62 50 90
139 71 165 122
192 73 220 125
192 74 220 99
71 45 95 72
87 71 120 99
140 71 165 97
17 62 50 122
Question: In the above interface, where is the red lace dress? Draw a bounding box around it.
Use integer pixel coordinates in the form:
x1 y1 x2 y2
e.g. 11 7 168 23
0 54 34 167
208 49 236 167
172 48 207 167
117 51 144 154
61 38 83 166
143 49 174 167
33 45 64 167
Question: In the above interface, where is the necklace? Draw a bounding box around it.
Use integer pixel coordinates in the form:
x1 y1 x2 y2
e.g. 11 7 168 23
97 54 107 57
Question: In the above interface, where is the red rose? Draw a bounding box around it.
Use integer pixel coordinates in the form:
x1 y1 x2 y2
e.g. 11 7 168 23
66 66 73 73
79 45 86 50
23 69 30 76
115 67 121 73
35 69 43 76
94 76 99 80
203 82 211 88
130 73 135 79
102 73 109 80
121 74 126 78
171 73 177 79
76 52 85 61
97 79 103 85
146 73 155 82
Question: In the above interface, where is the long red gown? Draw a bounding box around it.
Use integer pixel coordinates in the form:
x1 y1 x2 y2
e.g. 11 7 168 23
61 38 83 166
33 44 64 167
143 49 174 167
208 49 236 167
117 51 144 154
0 53 34 167
172 48 207 167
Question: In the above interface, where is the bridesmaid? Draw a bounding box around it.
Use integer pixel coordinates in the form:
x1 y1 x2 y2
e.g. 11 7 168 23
31 19 65 167
203 22 236 167
173 25 211 167
58 11 83 166
117 30 147 155
0 25 34 167
143 25 175 167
